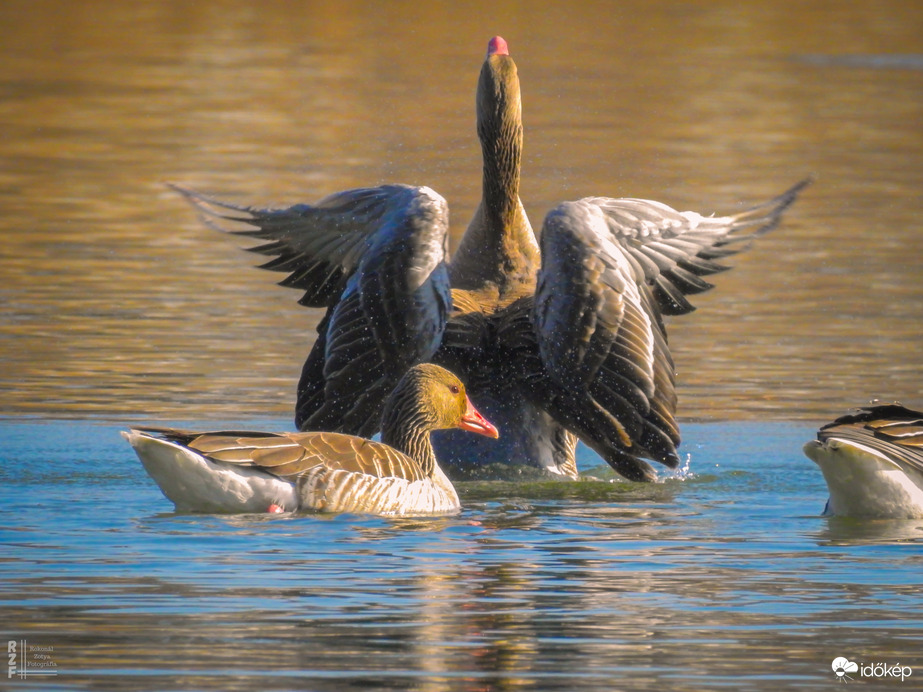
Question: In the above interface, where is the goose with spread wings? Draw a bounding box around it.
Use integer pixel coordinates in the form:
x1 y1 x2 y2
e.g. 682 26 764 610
174 36 808 481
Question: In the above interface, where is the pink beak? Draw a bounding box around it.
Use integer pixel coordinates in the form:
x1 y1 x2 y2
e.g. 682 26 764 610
487 36 509 57
459 395 500 439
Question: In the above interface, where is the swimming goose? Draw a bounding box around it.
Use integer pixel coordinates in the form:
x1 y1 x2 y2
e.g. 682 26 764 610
173 36 808 481
123 363 498 515
804 403 923 518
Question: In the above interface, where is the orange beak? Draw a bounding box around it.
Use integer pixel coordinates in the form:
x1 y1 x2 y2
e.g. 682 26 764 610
459 396 499 439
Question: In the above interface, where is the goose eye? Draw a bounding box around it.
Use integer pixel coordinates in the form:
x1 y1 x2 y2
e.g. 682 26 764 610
449 385 460 394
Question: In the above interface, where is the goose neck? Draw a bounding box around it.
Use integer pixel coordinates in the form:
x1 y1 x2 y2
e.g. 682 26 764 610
381 406 437 476
478 94 523 225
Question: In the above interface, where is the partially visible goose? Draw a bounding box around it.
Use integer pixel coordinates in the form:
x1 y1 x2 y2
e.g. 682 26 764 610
123 364 498 515
173 36 809 481
804 404 923 519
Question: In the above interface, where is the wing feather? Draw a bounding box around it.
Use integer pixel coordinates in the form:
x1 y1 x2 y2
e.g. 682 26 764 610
530 200 678 480
173 184 452 436
171 429 429 483
527 181 809 474
588 178 810 315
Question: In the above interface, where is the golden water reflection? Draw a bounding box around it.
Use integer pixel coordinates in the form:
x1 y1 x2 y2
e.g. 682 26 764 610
1 0 921 425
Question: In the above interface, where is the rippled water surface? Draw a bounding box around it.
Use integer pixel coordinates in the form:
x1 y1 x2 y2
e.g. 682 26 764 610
3 419 922 691
2 0 921 421
2 0 922 689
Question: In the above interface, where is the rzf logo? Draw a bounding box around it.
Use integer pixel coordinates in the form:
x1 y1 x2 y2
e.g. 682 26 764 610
7 640 17 679
7 640 57 679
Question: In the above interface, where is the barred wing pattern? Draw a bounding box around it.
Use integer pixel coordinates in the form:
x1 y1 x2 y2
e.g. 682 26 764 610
589 178 810 316
177 430 428 482
534 201 676 481
530 180 810 480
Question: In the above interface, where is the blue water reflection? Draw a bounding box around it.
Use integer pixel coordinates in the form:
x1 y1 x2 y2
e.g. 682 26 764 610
2 420 920 690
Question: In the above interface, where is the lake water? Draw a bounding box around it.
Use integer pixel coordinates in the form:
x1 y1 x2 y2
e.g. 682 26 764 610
1 0 922 689
3 418 922 691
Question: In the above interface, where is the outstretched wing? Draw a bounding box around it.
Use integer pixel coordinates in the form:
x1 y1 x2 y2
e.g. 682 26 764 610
589 178 811 315
533 200 677 481
174 184 452 436
532 181 809 480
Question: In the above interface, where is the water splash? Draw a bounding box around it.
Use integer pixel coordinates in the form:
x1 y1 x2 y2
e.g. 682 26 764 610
662 453 695 482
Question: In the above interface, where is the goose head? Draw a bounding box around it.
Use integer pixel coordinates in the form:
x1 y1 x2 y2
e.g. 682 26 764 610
381 364 499 474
